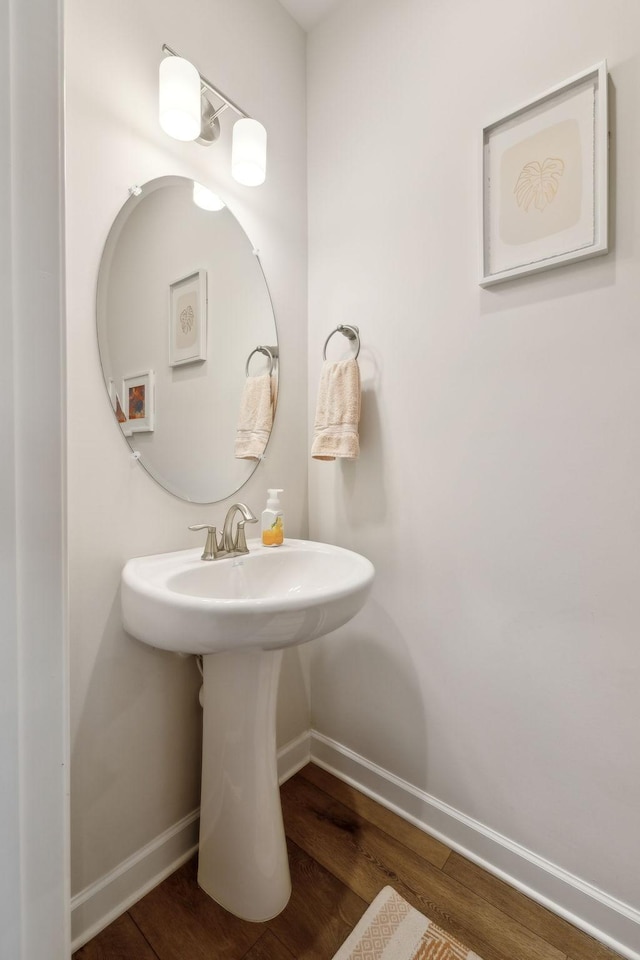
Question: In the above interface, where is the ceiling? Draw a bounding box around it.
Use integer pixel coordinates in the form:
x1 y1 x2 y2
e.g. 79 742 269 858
278 0 344 31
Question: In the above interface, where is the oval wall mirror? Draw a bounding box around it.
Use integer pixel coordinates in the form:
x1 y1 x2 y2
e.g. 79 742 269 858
96 176 278 503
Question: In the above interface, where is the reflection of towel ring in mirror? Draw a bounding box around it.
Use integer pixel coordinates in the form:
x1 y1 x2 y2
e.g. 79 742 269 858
245 345 278 377
323 324 360 361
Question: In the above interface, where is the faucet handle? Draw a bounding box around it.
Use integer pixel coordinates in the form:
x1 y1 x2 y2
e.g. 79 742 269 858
189 524 222 561
234 515 258 554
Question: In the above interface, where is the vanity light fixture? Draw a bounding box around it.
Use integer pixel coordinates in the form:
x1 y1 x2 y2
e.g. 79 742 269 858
232 117 268 187
158 55 201 141
159 44 267 187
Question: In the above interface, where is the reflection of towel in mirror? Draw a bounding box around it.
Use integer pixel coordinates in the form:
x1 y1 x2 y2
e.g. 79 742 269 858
311 359 360 460
235 373 275 460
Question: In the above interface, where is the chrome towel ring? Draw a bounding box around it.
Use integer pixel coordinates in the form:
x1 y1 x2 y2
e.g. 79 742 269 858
322 324 360 360
245 345 278 377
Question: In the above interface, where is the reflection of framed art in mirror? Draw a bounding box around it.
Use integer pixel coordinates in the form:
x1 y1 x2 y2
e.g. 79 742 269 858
109 377 131 436
169 269 207 366
122 371 155 433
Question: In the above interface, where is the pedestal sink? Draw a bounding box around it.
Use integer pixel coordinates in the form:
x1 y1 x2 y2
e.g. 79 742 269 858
121 538 374 921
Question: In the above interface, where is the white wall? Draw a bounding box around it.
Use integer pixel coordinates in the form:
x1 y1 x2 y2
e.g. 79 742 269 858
1 0 68 956
66 0 309 908
308 0 640 950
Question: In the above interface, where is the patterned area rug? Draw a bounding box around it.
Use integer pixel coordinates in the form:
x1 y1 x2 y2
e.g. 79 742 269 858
332 886 482 960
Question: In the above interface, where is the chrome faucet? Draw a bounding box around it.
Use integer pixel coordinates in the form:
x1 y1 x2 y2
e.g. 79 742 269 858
189 503 258 561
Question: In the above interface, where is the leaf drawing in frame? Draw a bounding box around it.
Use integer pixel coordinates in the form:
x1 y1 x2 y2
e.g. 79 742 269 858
514 157 565 212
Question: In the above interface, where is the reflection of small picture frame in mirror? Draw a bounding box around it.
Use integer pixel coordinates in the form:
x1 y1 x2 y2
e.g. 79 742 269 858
122 371 154 433
169 270 207 366
109 377 132 435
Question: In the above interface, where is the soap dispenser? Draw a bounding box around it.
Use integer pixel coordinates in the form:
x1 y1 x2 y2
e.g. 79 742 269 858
262 489 284 546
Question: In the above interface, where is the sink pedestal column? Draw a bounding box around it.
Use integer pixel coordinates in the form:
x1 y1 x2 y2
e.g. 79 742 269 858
198 648 291 921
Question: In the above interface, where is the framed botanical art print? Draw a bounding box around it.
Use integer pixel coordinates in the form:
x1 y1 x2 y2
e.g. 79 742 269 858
122 371 154 433
169 269 207 366
480 62 608 286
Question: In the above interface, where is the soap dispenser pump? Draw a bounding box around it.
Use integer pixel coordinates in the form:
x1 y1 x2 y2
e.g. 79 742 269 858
261 489 284 547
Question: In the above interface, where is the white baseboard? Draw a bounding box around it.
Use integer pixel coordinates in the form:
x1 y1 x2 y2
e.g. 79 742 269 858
70 731 311 951
70 809 200 951
309 730 640 960
278 729 312 783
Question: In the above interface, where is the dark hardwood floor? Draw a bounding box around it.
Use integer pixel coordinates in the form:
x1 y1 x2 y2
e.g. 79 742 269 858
74 763 622 960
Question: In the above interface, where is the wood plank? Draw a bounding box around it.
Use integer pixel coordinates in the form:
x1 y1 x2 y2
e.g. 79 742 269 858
72 912 159 959
281 775 567 960
129 857 264 960
242 931 296 960
300 762 451 869
444 853 622 960
268 839 368 959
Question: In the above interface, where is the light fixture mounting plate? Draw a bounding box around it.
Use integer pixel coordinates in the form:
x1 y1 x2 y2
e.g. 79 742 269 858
196 94 221 146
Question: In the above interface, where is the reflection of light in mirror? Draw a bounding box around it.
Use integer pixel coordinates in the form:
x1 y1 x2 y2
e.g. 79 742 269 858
193 182 226 212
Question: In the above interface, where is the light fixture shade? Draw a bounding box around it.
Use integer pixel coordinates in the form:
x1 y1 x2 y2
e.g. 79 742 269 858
159 56 201 141
232 118 267 186
192 182 226 211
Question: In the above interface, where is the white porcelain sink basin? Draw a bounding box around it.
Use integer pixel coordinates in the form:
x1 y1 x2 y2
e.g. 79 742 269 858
121 538 374 655
120 537 374 923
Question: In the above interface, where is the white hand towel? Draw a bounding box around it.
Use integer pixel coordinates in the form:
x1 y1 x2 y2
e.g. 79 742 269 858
235 373 275 460
311 358 361 460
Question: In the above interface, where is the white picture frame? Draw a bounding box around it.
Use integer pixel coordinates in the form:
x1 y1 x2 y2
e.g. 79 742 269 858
480 61 608 286
122 370 155 433
169 269 207 366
